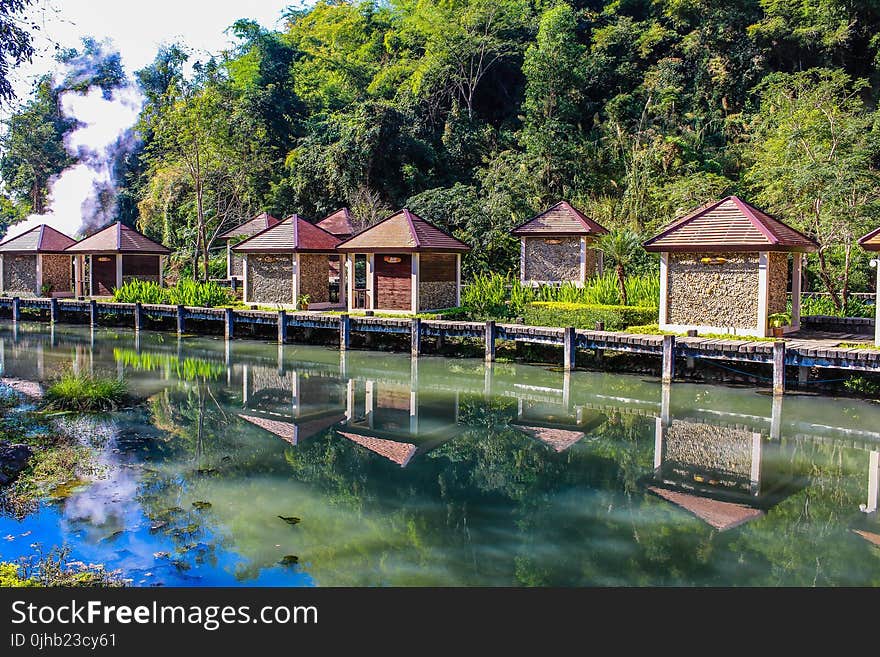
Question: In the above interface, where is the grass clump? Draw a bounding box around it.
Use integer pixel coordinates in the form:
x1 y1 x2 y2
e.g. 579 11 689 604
1 546 124 587
523 302 657 331
45 373 127 412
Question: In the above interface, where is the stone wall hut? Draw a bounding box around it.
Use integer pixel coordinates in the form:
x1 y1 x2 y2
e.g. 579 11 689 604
216 212 280 280
66 222 170 297
859 226 880 346
511 201 608 287
232 214 342 308
643 196 818 337
0 225 76 297
316 209 354 304
335 209 469 313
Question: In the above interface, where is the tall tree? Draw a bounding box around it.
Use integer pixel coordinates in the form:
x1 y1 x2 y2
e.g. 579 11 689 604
0 0 35 105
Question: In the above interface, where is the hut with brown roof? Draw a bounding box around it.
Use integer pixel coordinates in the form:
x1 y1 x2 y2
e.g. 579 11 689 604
65 222 170 297
511 201 608 287
316 209 355 304
336 209 469 313
859 227 880 346
643 196 818 337
0 224 76 297
217 212 281 280
231 214 342 308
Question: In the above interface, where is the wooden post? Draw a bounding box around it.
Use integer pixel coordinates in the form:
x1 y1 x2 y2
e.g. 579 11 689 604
594 321 604 331
50 297 59 323
798 366 809 385
134 302 143 332
411 318 422 357
224 307 234 341
11 297 20 323
436 332 445 351
593 321 604 362
339 314 350 351
176 305 185 335
773 341 786 395
278 310 287 345
661 334 676 384
485 320 496 363
563 326 576 371
685 329 697 370
89 299 98 328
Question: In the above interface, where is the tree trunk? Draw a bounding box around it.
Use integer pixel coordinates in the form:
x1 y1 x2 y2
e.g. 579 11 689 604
816 249 842 310
617 264 627 306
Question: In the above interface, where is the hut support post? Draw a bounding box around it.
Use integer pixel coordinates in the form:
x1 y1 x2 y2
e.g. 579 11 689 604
89 299 97 327
115 254 123 291
176 305 185 335
791 253 802 330
485 320 496 363
411 254 420 314
866 450 879 514
224 308 234 341
661 334 676 384
872 259 880 347
339 314 350 351
658 253 668 327
11 297 20 323
242 255 249 304
411 318 421 357
134 302 143 332
35 254 43 295
455 253 461 307
757 252 770 337
50 298 59 323
0 255 4 295
773 341 786 395
277 310 287 345
563 327 576 371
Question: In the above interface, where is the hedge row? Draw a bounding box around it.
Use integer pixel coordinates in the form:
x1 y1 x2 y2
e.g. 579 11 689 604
523 302 658 331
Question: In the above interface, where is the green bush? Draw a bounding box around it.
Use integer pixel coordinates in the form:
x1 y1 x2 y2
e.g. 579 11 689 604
45 374 127 412
112 279 234 307
798 295 874 318
523 302 658 330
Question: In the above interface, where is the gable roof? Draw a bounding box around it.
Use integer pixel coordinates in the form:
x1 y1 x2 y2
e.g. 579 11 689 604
643 196 817 253
0 224 77 253
65 222 171 254
218 212 281 241
316 208 354 238
859 227 880 252
336 209 469 253
648 486 764 531
511 201 609 236
231 215 341 253
515 425 584 453
337 430 418 467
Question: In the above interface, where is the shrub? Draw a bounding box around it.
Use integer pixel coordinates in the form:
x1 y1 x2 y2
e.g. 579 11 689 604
523 302 658 330
462 273 511 318
798 295 873 318
112 279 234 307
45 374 127 412
112 280 167 304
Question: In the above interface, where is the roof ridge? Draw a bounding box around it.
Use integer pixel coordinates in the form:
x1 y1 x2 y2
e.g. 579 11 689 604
292 213 300 249
403 209 421 247
728 196 779 245
644 197 729 247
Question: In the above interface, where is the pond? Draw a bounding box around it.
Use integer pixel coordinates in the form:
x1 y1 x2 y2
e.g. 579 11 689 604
0 322 879 586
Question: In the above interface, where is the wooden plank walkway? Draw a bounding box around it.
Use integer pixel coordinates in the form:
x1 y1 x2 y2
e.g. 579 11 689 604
2 296 880 392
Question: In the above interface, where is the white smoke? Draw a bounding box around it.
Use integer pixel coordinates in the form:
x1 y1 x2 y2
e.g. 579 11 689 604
4 72 143 241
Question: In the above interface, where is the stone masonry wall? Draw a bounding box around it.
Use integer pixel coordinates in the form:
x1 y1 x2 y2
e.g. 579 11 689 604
2 255 37 296
42 254 71 295
247 254 293 305
666 420 753 478
523 237 581 282
767 252 788 316
666 253 760 330
230 252 244 278
419 281 457 311
299 254 330 305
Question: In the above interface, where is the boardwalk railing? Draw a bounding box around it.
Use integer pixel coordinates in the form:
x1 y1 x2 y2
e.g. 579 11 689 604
2 296 880 393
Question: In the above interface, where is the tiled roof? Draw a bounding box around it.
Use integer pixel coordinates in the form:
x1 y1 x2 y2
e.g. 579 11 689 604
859 226 880 252
218 212 281 241
0 225 76 253
643 196 817 253
511 201 609 236
853 529 880 548
65 222 171 254
232 215 341 253
316 208 354 238
648 486 764 531
337 430 418 467
239 412 344 445
515 425 584 452
336 209 469 252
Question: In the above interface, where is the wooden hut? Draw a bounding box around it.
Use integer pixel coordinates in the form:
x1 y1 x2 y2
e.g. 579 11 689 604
859 227 880 346
66 222 170 297
217 212 280 280
643 196 817 337
231 214 341 308
0 225 76 298
511 201 608 287
335 209 469 313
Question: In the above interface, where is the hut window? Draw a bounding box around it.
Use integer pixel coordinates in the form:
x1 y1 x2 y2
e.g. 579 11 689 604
383 256 402 264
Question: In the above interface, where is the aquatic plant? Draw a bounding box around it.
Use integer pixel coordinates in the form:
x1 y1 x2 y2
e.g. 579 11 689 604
4 546 124 587
44 374 127 412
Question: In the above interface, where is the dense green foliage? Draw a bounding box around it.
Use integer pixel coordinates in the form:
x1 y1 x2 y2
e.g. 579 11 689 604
45 374 127 412
4 1 880 308
112 279 235 307
0 0 35 104
523 301 657 330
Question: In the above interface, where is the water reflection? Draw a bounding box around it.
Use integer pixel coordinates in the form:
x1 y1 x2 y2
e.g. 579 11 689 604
1 323 880 585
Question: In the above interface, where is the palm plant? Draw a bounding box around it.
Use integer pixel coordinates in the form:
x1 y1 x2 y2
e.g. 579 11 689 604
598 229 642 306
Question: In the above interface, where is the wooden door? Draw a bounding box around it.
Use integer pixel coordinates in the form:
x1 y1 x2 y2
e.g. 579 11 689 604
91 255 117 296
374 254 411 311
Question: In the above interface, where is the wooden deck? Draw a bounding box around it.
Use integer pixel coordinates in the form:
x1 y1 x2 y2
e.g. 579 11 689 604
1 296 879 393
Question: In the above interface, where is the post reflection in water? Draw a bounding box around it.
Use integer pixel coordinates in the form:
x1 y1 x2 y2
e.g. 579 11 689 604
1 322 880 586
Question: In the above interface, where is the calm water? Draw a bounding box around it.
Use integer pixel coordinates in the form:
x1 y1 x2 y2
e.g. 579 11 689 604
0 322 879 586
